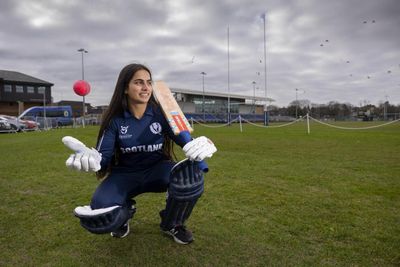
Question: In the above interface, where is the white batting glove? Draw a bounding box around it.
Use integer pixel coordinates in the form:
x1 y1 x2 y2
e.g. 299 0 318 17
62 136 102 172
183 136 217 161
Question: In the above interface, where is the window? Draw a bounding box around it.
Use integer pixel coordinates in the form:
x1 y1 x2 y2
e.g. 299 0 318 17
193 97 235 113
16 85 24 93
4 84 12 92
46 110 66 117
38 86 45 94
27 86 35 93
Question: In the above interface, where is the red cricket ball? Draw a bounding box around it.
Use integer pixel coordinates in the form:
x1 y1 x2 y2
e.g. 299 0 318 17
73 80 91 96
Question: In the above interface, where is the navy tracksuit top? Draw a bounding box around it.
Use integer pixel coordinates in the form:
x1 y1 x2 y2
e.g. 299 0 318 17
96 104 186 171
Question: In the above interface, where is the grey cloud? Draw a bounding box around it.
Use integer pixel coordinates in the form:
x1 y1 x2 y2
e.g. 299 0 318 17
0 0 399 106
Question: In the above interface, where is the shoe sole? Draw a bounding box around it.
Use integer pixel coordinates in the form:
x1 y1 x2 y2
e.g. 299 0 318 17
162 230 192 245
110 231 129 238
111 224 130 238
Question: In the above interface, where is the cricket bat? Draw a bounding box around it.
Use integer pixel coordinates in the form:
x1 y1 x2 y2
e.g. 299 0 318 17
153 81 208 172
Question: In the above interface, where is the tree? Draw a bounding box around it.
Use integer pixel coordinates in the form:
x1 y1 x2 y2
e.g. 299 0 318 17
288 99 311 117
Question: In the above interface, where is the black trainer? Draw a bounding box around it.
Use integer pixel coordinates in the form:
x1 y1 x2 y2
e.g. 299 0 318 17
163 225 194 245
110 204 136 238
110 220 130 238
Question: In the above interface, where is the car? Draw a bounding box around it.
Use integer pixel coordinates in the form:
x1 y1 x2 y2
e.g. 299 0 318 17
0 117 12 132
1 115 40 131
21 119 40 130
0 115 26 132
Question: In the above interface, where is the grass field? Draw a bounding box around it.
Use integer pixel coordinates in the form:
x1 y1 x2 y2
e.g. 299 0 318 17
0 121 399 266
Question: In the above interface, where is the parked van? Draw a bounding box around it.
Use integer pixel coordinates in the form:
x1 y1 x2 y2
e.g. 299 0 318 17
19 106 73 127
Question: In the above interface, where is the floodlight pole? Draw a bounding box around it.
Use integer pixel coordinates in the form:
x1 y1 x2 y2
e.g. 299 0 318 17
252 81 257 122
295 88 299 118
77 48 88 128
201 72 207 122
227 26 231 125
262 12 269 126
252 81 256 114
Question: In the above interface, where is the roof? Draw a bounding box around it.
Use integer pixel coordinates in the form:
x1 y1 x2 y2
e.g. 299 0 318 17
0 70 53 85
171 87 272 102
55 100 92 107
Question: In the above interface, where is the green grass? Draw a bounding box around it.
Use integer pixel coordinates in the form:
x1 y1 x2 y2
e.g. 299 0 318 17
0 121 399 266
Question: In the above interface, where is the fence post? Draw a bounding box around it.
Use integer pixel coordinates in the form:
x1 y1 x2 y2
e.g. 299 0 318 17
239 115 243 132
307 113 310 134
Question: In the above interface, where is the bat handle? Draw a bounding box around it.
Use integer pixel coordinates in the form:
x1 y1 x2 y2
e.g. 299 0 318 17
179 131 209 173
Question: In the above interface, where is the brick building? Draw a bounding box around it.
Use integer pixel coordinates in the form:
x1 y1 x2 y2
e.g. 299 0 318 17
0 70 53 116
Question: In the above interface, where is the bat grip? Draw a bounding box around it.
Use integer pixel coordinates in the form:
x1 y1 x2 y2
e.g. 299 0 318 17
179 131 209 173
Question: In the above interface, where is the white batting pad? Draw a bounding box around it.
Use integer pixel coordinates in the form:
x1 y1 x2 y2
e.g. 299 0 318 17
74 205 120 216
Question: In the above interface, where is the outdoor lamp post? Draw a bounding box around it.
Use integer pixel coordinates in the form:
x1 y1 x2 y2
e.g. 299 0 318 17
201 71 207 122
77 48 88 127
77 48 88 80
294 88 306 118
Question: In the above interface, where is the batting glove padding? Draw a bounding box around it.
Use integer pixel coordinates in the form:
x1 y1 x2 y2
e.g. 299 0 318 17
62 136 102 172
182 136 217 162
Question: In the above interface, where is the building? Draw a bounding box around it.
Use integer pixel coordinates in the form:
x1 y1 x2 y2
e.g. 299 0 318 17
171 87 270 114
169 87 272 122
0 70 53 116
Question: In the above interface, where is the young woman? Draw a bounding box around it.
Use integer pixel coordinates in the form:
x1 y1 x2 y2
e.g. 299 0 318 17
63 63 216 244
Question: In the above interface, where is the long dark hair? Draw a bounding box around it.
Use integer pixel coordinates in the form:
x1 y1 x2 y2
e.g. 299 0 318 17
96 63 176 180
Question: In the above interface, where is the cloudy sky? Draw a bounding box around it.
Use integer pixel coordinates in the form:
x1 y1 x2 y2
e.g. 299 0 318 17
0 0 399 107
